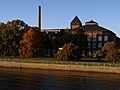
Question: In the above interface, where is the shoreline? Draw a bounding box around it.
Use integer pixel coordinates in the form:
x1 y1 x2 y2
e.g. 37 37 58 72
0 61 120 74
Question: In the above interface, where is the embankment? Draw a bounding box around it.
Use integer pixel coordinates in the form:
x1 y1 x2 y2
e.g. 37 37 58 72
0 61 120 74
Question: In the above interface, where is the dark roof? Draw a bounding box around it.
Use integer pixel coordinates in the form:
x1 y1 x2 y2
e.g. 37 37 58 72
85 20 98 25
82 24 114 33
71 16 82 25
83 20 115 34
86 20 97 23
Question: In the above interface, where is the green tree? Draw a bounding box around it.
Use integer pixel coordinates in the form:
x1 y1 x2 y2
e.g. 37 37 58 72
58 30 70 47
58 30 87 55
19 27 44 58
70 31 87 51
42 34 52 56
56 43 81 61
0 20 28 56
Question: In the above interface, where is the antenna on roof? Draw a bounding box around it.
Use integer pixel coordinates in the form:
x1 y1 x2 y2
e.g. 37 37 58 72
76 13 77 16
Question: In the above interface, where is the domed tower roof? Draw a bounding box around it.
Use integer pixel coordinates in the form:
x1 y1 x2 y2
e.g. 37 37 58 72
70 16 82 29
85 20 98 26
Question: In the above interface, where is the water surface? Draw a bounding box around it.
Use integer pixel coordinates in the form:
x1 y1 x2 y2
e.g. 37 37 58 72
0 68 120 90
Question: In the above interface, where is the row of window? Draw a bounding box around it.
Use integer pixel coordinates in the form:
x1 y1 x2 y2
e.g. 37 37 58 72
88 42 103 48
87 50 103 57
87 35 108 42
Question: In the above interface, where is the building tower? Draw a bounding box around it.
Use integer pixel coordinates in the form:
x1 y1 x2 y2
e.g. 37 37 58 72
70 16 82 29
38 6 41 31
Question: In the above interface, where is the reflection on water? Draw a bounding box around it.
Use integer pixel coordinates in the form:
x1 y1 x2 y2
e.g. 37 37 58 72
0 68 120 90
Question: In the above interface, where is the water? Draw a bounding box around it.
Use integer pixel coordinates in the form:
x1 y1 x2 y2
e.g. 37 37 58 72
0 68 120 90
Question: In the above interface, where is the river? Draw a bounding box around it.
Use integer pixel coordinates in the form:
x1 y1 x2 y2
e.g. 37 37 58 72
0 68 120 90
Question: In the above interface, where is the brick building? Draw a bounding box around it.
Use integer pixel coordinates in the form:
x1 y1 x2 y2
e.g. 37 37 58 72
38 6 120 57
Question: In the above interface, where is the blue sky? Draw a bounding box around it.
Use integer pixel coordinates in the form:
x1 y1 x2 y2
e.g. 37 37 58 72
0 0 120 37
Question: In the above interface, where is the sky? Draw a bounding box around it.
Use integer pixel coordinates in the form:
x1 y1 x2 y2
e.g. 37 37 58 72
0 0 120 37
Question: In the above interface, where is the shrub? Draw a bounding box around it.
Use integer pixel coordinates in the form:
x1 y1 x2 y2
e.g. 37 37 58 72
56 43 81 61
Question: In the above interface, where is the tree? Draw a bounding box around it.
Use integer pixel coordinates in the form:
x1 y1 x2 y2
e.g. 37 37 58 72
56 29 87 61
95 50 102 61
70 31 87 51
102 41 120 63
58 29 87 55
19 27 44 58
56 43 81 61
42 34 52 56
102 41 116 55
0 20 28 56
105 49 120 63
58 30 70 47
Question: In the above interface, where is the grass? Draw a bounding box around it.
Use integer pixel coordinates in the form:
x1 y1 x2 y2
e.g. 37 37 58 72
0 56 120 67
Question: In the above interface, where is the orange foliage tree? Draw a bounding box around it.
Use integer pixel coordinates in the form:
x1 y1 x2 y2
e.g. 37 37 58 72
19 27 44 58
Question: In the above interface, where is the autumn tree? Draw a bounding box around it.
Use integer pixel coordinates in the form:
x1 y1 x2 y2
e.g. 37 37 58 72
102 41 116 55
19 27 44 58
56 43 81 61
0 20 28 56
102 41 120 63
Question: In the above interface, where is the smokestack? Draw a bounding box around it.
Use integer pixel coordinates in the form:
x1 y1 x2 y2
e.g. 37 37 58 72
38 6 41 31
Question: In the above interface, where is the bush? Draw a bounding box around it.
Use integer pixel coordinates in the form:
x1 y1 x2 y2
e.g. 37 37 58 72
105 49 120 63
102 41 120 63
56 43 81 61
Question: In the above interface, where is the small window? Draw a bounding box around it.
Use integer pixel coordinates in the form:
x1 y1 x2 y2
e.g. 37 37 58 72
52 36 56 40
98 36 102 41
87 36 92 42
92 50 96 56
104 35 108 41
98 42 102 48
88 43 91 48
88 50 92 56
93 36 97 42
93 43 96 48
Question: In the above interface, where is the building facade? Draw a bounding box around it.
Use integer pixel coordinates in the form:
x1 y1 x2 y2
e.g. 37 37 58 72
42 16 119 57
38 6 119 57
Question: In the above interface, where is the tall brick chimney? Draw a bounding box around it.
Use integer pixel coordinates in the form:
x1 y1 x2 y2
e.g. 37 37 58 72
38 6 41 31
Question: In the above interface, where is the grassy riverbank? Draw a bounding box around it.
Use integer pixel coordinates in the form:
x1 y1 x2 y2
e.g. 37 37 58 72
0 57 120 67
0 60 120 74
0 57 120 73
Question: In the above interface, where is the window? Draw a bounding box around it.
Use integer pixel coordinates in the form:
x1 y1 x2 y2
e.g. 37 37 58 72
93 43 96 48
93 36 97 42
88 43 91 48
92 50 97 57
52 36 56 40
87 36 92 42
104 35 108 41
98 42 102 48
98 36 102 41
88 50 92 56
